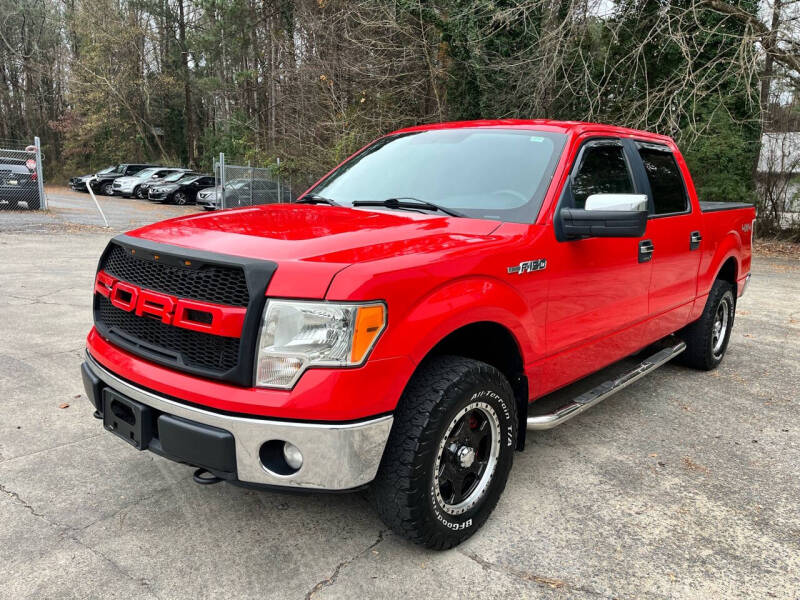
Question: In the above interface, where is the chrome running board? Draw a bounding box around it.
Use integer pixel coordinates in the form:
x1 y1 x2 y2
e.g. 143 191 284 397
526 340 686 431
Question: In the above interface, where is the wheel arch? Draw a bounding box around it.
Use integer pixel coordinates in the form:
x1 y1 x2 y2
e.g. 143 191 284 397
699 230 742 297
420 321 530 450
716 255 738 287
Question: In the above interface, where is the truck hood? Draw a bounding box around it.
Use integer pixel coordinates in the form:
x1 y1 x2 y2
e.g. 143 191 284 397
128 204 503 298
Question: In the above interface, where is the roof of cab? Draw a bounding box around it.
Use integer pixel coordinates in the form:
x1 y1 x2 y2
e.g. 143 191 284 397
390 119 673 144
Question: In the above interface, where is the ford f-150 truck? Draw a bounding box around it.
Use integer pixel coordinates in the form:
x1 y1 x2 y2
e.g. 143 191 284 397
81 120 755 549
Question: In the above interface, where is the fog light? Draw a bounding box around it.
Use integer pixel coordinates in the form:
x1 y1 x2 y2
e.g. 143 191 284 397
283 442 303 470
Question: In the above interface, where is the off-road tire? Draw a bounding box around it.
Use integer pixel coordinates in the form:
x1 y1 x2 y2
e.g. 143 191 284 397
371 356 517 550
678 279 736 370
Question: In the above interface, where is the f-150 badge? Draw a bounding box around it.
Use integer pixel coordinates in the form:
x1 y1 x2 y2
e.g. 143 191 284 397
508 259 547 275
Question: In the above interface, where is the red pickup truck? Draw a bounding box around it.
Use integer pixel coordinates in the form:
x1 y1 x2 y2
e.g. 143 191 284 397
82 120 755 549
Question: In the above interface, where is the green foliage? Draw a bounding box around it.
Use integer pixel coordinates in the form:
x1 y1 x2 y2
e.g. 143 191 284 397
2 0 771 213
683 110 759 203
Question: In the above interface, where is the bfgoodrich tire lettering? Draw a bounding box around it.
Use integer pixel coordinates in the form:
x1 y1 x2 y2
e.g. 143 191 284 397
371 355 517 549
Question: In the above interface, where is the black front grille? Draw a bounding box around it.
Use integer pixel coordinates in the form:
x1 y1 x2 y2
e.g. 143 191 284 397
96 296 240 374
93 236 277 385
102 243 250 307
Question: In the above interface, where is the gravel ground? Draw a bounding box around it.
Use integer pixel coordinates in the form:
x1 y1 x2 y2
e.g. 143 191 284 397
0 193 798 599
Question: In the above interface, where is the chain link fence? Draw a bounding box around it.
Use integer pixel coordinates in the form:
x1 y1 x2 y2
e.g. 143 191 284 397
0 137 46 211
212 155 297 210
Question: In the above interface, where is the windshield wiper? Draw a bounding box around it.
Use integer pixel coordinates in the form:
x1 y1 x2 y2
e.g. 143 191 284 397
352 197 465 218
297 194 340 206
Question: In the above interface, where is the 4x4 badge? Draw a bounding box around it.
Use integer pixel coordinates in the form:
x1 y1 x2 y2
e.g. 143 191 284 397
508 259 547 275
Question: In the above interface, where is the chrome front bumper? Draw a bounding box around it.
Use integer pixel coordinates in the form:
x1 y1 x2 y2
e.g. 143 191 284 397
84 352 393 490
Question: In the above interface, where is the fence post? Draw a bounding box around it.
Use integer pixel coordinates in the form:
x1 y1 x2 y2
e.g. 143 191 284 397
249 161 253 206
219 152 225 209
34 136 46 210
276 157 282 203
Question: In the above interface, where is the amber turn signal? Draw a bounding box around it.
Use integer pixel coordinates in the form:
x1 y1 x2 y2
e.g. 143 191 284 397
351 305 386 363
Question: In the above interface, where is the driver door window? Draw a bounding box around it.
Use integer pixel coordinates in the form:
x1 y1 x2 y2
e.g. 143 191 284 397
572 144 634 208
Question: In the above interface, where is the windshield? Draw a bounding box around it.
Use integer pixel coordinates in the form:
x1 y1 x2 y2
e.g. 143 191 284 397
164 172 191 183
177 175 200 184
97 166 116 175
134 168 161 179
310 128 567 222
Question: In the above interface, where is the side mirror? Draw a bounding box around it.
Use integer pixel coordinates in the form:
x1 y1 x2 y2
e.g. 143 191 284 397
584 193 648 212
560 194 648 239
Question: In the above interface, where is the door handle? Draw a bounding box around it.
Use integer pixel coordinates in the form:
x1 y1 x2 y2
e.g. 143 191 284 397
638 239 654 263
690 230 702 251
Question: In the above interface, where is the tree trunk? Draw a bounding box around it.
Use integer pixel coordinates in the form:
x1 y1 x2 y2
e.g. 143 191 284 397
178 0 195 166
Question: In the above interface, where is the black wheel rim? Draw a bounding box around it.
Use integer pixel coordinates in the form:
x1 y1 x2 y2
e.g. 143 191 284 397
434 402 500 515
175 193 186 205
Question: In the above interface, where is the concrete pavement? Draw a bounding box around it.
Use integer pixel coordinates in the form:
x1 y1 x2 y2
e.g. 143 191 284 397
0 196 798 599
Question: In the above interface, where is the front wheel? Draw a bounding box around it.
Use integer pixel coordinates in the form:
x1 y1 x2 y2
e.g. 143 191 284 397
173 191 188 205
371 356 517 549
678 279 736 370
134 186 146 199
100 182 114 196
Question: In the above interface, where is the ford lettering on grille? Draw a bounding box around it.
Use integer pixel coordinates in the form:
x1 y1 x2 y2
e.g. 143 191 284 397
95 271 245 338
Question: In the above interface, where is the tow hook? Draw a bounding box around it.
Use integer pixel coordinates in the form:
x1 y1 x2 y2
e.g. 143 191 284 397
193 468 223 485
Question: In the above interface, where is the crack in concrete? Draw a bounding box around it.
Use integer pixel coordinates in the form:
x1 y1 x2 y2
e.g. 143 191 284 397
0 481 48 519
3 293 87 308
74 474 193 533
3 345 87 363
458 549 628 599
0 476 184 600
304 529 388 599
0 434 103 465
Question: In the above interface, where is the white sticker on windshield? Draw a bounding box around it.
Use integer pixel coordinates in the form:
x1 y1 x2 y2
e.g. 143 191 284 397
529 136 545 143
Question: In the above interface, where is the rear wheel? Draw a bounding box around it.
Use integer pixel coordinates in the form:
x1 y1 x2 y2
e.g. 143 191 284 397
678 279 736 370
371 356 517 550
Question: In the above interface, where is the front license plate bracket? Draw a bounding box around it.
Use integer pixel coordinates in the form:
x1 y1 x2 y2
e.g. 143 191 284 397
102 389 154 450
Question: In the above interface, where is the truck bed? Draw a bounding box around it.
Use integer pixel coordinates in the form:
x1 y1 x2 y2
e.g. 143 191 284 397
699 201 754 213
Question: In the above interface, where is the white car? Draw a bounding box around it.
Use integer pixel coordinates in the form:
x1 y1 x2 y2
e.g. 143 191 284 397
196 186 219 210
112 167 190 199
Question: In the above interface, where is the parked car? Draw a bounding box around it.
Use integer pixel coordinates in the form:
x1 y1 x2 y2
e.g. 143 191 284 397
196 178 291 210
82 120 755 550
138 171 198 199
113 167 190 199
89 164 155 196
0 160 40 210
70 165 117 192
196 185 218 210
148 174 216 205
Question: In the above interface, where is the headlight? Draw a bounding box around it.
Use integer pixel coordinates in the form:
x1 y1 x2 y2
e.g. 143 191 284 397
255 300 386 388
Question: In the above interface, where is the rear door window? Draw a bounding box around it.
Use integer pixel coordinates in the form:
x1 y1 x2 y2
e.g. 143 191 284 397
571 143 634 208
637 146 688 215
